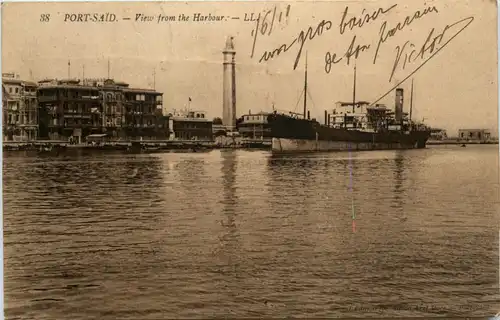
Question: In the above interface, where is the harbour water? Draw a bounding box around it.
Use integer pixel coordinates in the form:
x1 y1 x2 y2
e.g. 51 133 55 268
3 145 499 319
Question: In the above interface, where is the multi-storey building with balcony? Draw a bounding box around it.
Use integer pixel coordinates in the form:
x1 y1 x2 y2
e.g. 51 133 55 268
2 73 39 141
93 78 127 138
122 86 166 140
37 78 168 142
38 79 102 142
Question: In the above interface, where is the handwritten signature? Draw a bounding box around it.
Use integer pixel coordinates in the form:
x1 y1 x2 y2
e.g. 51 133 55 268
373 16 474 104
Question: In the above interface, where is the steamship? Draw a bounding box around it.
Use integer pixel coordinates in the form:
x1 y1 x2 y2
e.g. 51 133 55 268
267 60 432 153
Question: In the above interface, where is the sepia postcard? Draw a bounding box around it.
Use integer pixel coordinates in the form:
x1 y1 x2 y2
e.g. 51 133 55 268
1 0 499 319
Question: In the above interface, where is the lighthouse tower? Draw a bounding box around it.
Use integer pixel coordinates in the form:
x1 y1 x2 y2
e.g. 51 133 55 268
222 36 236 131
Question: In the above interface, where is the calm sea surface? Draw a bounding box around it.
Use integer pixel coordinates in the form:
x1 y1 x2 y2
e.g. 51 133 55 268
3 145 500 319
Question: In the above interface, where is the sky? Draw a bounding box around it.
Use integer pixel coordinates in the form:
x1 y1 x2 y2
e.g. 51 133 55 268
2 0 498 136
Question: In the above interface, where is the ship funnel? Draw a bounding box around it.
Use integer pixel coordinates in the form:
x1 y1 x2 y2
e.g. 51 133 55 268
395 88 404 122
307 110 310 120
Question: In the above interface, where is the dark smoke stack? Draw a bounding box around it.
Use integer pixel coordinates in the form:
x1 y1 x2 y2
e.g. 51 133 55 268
324 110 328 125
395 88 404 123
307 110 310 120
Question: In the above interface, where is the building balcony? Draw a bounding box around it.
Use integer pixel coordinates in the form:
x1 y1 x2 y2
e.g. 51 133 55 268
63 115 92 120
38 96 58 102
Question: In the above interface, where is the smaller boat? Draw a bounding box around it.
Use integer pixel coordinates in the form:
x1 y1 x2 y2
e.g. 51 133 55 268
461 144 466 147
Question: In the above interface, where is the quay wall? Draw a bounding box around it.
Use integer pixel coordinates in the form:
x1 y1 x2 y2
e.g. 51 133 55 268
2 139 271 152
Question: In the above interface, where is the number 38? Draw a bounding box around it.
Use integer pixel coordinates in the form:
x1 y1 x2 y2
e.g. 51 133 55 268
40 14 50 22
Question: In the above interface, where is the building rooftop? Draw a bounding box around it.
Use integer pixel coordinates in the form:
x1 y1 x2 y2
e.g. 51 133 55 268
171 116 212 122
242 110 271 116
37 78 161 93
123 88 161 94
459 128 491 132
2 78 23 85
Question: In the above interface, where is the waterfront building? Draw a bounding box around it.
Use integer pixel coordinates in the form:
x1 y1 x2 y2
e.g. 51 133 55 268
37 78 168 142
169 110 213 140
38 79 102 142
236 111 272 139
458 129 491 142
96 79 128 138
120 83 166 140
2 73 39 141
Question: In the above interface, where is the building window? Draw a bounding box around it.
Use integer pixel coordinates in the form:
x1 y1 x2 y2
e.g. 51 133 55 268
8 88 12 93
135 94 146 101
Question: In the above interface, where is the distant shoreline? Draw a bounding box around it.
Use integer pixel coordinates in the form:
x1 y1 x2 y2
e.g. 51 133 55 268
427 140 498 145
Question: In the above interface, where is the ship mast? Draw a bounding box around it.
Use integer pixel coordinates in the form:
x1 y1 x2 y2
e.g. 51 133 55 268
409 79 414 123
303 52 308 119
352 61 357 113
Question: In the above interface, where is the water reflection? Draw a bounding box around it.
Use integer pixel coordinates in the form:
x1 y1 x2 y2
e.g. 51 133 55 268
3 152 168 319
218 151 239 250
3 147 498 319
213 151 243 315
392 151 405 218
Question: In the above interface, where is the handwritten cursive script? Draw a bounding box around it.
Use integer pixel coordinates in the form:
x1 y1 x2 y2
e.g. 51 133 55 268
373 5 439 64
371 16 474 105
388 16 474 82
324 36 370 73
259 19 333 69
339 4 397 35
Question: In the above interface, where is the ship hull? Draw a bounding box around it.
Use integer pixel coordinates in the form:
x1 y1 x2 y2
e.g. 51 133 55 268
266 113 431 154
272 137 423 153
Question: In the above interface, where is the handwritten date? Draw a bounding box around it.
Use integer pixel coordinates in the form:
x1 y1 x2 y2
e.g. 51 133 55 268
250 5 291 59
